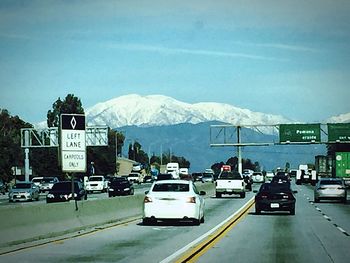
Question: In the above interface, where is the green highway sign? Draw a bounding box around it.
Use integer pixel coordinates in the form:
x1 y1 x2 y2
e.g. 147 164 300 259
328 123 350 142
279 124 321 143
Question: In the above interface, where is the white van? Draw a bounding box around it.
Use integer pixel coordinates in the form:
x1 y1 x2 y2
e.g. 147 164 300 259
166 163 180 179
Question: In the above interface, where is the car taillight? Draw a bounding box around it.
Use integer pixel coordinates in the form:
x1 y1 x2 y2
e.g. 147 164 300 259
144 196 152 203
318 187 326 190
186 197 196 203
337 187 345 190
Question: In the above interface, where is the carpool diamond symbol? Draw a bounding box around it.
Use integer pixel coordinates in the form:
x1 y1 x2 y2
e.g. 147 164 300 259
70 116 77 129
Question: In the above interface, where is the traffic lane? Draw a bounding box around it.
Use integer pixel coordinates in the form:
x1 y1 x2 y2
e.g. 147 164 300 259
197 185 350 263
0 189 256 262
295 183 350 235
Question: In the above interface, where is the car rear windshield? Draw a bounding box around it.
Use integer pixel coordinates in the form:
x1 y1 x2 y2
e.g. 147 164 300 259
42 178 56 183
89 177 103 181
260 183 291 192
13 183 31 189
153 183 189 192
219 171 242 179
52 182 79 190
320 180 342 185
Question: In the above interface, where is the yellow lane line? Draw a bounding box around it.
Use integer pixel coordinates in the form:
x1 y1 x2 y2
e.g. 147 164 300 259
159 196 255 263
175 198 255 263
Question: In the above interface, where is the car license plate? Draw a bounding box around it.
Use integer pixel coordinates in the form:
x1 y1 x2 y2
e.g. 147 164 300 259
227 189 233 192
271 203 279 208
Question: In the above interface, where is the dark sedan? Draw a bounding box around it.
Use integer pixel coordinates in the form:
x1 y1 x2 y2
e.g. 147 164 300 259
255 182 296 215
108 177 134 197
46 181 87 203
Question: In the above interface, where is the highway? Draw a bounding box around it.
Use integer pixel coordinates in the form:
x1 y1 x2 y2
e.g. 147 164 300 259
0 182 349 263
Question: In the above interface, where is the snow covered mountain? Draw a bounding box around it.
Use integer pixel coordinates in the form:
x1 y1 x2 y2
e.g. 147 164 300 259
86 94 291 128
326 112 350 123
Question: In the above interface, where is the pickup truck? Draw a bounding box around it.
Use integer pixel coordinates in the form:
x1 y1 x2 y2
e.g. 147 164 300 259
215 171 246 198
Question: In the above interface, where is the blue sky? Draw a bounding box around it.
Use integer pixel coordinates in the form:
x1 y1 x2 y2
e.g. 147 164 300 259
1 0 350 124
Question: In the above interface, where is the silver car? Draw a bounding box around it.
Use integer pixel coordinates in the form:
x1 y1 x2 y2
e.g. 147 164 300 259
9 182 40 202
314 178 347 203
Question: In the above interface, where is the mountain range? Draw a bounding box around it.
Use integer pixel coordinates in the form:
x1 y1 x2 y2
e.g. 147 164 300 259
85 94 292 128
37 94 348 172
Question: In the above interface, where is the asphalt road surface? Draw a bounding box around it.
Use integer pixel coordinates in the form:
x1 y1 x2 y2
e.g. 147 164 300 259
1 182 349 263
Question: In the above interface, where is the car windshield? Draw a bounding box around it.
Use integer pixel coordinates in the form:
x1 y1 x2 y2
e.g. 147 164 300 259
111 178 128 184
89 177 103 181
260 183 291 193
42 178 56 183
152 183 189 192
32 178 42 183
320 180 342 185
52 182 78 191
219 171 242 179
13 183 31 189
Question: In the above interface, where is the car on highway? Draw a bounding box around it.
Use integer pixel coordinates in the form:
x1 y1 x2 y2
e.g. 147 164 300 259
271 172 291 184
143 179 206 225
191 172 203 182
252 172 264 183
31 176 44 187
215 170 246 198
127 173 142 184
155 173 173 181
108 177 134 197
39 177 59 192
46 181 87 203
314 178 347 203
85 175 109 193
143 175 154 183
255 182 296 215
265 171 275 181
201 173 214 183
9 182 40 202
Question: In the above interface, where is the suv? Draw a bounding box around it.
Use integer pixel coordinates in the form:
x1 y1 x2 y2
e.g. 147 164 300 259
215 171 246 198
108 177 134 197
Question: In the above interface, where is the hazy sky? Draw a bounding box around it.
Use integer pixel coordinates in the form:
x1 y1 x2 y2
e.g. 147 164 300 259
1 0 350 124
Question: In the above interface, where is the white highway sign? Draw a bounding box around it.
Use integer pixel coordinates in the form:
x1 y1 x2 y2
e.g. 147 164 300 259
60 114 86 172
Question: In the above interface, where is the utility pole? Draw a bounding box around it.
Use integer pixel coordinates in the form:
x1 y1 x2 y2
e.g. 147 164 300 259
237 126 242 174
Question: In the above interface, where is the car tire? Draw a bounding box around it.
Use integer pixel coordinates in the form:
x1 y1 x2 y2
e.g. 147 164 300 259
314 198 320 203
290 207 295 215
108 193 113 198
193 218 200 226
240 192 246 198
216 192 222 198
200 215 205 223
255 207 261 215
342 197 347 204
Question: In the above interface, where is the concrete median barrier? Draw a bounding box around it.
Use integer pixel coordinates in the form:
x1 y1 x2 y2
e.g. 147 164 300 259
0 182 215 249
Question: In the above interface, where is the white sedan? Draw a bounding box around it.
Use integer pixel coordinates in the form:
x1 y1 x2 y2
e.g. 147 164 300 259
143 180 206 225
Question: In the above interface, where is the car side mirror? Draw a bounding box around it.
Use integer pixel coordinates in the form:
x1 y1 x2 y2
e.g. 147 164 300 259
145 190 149 195
253 190 258 193
199 191 206 196
293 190 298 194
